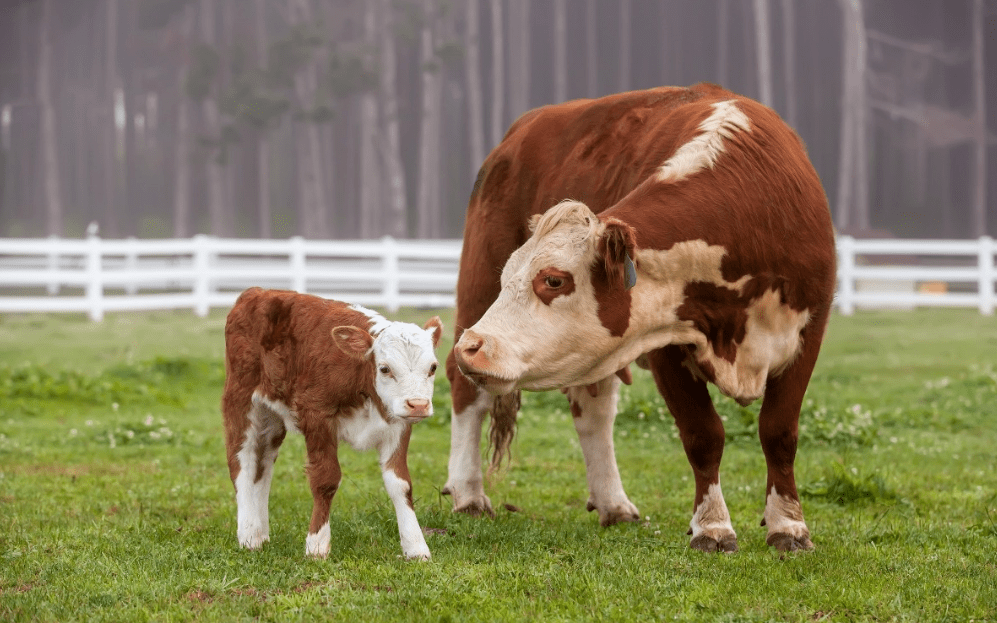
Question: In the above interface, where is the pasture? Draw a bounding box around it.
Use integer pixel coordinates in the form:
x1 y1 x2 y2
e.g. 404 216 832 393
0 308 995 622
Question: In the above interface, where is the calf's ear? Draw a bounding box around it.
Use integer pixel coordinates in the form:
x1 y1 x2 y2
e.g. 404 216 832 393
332 326 373 359
598 218 638 291
423 316 444 348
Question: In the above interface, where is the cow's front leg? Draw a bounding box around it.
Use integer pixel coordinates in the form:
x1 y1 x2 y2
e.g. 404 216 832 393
441 372 495 517
565 375 640 526
647 345 738 553
303 415 341 559
381 425 431 560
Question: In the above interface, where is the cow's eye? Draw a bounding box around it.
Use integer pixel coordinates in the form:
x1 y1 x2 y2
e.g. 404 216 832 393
379 365 391 375
429 363 438 376
544 275 564 289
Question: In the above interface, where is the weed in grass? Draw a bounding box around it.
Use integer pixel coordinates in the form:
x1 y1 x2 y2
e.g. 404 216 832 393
801 461 898 505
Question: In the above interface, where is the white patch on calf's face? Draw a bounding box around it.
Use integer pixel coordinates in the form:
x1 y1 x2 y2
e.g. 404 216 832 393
655 100 751 184
371 321 439 420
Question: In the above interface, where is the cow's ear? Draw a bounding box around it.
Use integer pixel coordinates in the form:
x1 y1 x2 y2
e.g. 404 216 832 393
332 326 373 359
423 316 443 348
528 213 543 233
598 218 638 291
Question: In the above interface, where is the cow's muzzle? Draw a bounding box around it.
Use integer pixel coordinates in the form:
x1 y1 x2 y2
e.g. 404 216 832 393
453 330 516 395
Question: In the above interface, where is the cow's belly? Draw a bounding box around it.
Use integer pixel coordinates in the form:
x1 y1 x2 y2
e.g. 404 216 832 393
688 289 810 405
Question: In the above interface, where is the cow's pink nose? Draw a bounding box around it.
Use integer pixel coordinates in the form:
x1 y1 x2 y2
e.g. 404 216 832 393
406 399 430 414
457 331 484 361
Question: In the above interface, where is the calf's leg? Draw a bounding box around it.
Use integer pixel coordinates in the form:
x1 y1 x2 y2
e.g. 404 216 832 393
302 415 341 558
380 425 431 560
647 345 737 553
565 375 640 526
230 400 287 550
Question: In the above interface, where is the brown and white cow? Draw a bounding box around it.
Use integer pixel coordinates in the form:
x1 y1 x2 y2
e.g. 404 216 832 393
445 84 836 552
223 287 443 560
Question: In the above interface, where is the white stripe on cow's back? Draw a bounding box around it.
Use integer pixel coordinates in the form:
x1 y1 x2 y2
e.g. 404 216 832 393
348 303 392 335
655 100 751 184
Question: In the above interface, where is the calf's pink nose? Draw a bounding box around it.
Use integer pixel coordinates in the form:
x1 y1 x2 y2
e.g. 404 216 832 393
406 398 430 414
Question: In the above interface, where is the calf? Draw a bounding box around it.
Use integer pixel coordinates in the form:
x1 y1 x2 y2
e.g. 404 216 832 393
222 287 443 560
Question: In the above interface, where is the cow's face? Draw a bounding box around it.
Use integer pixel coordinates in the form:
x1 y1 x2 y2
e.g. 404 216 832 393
454 201 636 394
334 317 443 421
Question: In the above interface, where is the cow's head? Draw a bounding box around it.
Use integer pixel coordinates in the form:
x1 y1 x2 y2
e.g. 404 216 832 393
454 200 637 394
334 316 443 421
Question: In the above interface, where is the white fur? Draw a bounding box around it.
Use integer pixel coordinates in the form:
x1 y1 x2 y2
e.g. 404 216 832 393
656 100 751 183
370 322 439 419
565 376 639 523
443 390 493 512
763 485 810 540
305 522 331 558
234 403 281 549
689 482 736 544
382 470 431 560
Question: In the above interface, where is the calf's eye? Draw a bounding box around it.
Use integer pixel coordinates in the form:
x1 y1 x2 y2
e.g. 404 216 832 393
429 363 438 376
379 365 391 375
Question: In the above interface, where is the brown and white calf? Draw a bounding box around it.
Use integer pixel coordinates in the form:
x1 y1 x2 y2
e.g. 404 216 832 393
223 287 443 560
447 84 836 552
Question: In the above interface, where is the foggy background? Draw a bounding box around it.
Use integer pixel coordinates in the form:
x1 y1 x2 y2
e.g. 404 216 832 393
0 0 994 241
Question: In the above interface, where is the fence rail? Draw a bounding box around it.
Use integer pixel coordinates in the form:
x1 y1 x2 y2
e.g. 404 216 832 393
0 235 994 320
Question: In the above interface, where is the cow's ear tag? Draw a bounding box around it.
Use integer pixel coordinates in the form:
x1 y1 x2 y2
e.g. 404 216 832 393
624 254 637 290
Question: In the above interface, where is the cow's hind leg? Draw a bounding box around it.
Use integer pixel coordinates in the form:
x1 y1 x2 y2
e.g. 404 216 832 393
647 345 737 553
302 413 341 558
441 364 495 517
565 375 640 526
757 316 827 552
232 401 287 550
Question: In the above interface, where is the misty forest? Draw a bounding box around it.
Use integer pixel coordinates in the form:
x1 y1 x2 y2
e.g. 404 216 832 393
0 0 994 241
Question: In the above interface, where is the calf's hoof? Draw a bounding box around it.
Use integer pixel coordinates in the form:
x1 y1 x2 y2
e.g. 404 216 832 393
767 532 814 552
404 552 432 562
690 533 739 553
586 499 640 527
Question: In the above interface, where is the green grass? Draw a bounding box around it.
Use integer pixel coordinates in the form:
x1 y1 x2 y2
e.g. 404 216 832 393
1 308 995 622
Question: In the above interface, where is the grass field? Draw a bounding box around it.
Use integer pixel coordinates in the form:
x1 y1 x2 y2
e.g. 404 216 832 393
1 307 995 622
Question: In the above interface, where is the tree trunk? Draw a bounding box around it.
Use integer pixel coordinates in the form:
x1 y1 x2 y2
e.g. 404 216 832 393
835 0 868 231
199 0 226 236
507 0 529 118
360 0 381 238
173 5 194 237
718 0 728 86
586 0 597 96
971 0 987 237
102 0 121 237
553 0 567 103
780 0 797 128
465 0 486 171
253 0 271 238
417 0 442 238
38 0 64 236
753 0 773 107
378 0 407 237
489 0 504 147
619 0 631 93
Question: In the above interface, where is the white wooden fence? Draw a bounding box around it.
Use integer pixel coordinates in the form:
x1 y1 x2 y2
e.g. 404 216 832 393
0 235 994 320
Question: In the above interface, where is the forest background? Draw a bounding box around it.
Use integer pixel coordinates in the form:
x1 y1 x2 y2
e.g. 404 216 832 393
0 0 994 241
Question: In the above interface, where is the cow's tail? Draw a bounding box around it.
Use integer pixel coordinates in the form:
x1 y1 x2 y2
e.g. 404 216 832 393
486 391 520 476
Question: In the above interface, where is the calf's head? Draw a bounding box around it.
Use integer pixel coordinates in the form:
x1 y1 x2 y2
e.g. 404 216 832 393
334 316 443 421
454 200 637 394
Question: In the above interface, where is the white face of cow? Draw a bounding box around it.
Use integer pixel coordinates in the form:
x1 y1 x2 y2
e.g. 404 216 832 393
454 201 636 394
335 315 443 421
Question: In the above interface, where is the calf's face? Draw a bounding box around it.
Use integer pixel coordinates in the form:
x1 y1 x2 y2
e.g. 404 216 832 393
334 316 443 421
454 201 636 394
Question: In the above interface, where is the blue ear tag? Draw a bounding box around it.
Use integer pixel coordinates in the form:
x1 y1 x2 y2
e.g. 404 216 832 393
624 254 637 290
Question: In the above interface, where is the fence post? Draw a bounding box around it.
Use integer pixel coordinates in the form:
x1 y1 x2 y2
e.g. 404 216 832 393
289 236 306 293
193 234 211 317
382 236 400 312
86 231 103 321
125 236 138 295
980 236 995 315
837 235 855 315
46 234 59 295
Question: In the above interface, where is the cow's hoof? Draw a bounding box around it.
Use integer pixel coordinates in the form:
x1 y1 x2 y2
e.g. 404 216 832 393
452 498 495 518
690 533 739 553
767 532 814 552
587 499 640 527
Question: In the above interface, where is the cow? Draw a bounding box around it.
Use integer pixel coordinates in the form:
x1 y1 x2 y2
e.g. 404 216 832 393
222 287 443 560
445 83 836 553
